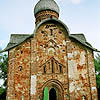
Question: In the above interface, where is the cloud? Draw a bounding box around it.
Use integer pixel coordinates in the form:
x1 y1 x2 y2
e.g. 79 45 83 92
70 0 83 4
58 0 84 5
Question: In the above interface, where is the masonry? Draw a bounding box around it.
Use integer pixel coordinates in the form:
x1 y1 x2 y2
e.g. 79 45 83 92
1 0 98 100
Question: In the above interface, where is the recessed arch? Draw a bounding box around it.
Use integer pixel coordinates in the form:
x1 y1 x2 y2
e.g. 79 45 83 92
42 79 64 100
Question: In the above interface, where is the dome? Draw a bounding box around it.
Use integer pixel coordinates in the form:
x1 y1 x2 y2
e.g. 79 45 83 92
34 0 60 16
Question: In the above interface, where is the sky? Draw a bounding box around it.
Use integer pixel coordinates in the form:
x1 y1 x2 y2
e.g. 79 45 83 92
0 0 100 86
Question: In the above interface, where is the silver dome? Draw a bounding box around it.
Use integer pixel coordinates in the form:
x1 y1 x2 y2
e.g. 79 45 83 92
34 0 60 16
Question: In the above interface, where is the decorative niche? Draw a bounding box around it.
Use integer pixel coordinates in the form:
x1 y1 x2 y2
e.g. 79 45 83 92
40 57 64 74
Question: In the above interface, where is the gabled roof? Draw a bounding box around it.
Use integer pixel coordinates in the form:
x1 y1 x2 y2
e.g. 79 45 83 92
70 34 87 42
0 18 99 53
69 34 97 51
1 34 30 53
1 33 98 53
9 34 30 44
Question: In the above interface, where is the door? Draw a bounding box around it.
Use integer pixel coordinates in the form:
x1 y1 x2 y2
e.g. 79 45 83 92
49 88 57 100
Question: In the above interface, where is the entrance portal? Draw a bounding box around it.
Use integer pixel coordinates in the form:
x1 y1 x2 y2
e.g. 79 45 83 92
49 88 57 100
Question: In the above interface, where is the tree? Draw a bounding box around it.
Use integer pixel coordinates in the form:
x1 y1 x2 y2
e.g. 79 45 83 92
94 53 100 88
0 49 8 100
94 53 100 100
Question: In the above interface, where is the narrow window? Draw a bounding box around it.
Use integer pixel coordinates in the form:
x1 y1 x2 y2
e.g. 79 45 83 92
48 62 50 70
55 62 58 70
44 65 46 73
51 60 54 73
59 65 62 73
50 29 53 36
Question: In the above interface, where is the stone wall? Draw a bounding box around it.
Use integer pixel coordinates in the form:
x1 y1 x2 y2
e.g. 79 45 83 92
7 21 98 100
7 39 31 100
7 48 15 100
30 22 69 100
87 50 98 100
67 41 91 100
30 21 98 100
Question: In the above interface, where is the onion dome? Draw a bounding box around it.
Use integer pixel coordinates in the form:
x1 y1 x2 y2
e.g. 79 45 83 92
34 0 60 16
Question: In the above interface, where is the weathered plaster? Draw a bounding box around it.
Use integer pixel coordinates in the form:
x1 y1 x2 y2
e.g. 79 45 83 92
31 75 37 95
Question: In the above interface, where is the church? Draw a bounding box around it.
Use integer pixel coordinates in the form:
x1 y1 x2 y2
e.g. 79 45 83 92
2 0 99 100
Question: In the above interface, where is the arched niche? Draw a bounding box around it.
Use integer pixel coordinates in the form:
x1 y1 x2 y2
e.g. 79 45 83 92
42 79 64 100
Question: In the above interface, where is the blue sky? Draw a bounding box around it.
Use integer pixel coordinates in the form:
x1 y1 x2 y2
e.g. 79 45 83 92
0 0 100 51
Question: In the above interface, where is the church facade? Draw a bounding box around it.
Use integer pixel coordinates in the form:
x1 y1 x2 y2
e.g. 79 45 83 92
2 0 98 100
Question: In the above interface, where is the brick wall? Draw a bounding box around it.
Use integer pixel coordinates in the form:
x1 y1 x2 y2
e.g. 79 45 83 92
7 39 31 100
7 21 98 100
35 10 59 25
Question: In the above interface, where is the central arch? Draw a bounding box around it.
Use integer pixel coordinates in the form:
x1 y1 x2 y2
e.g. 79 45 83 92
49 88 57 100
42 79 64 100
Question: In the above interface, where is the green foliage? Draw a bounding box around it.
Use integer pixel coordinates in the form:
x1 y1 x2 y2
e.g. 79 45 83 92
0 53 8 87
95 54 100 73
94 53 100 88
0 87 6 95
0 87 6 100
0 49 8 98
96 75 100 88
43 87 49 100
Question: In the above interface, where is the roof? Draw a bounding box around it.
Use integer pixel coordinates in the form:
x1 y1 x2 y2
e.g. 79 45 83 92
34 0 60 16
0 18 99 53
70 34 87 42
69 34 97 51
9 34 30 44
1 34 30 53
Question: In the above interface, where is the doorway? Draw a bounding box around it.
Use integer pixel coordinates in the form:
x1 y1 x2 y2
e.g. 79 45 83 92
49 88 57 100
